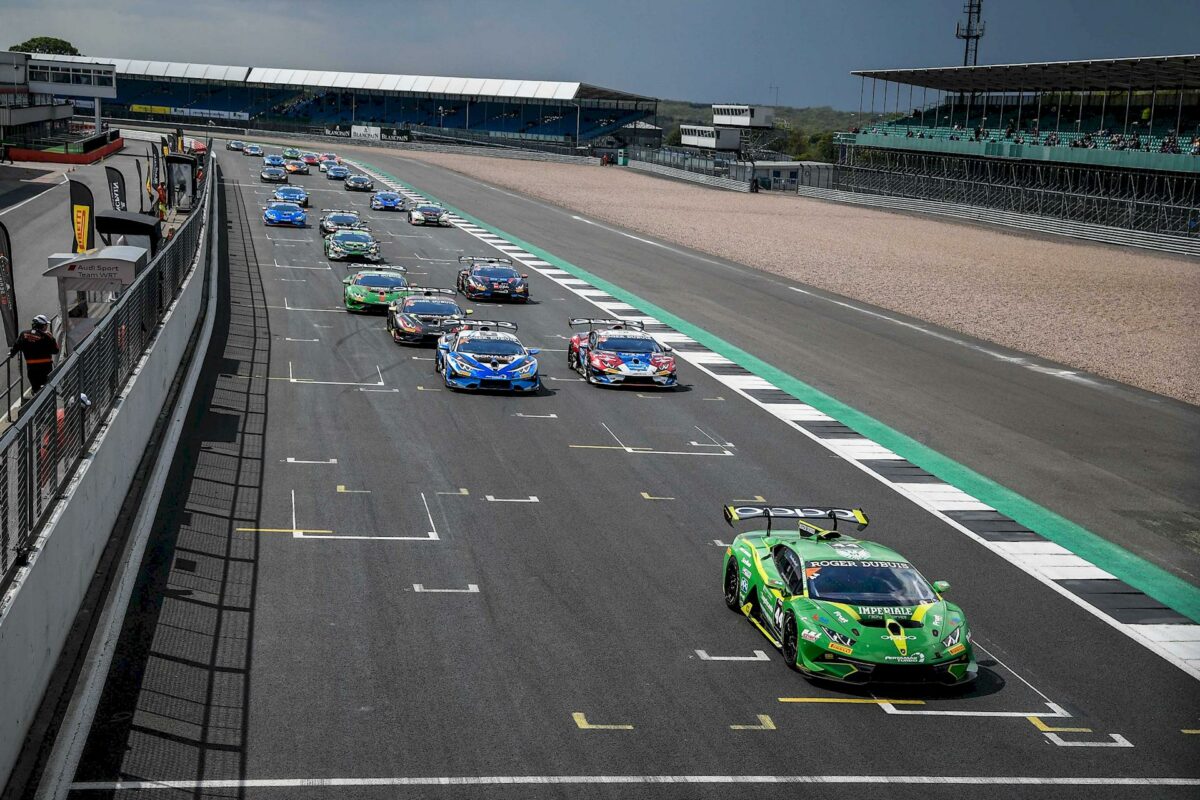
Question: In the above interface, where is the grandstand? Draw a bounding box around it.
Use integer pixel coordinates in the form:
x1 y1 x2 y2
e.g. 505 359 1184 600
34 54 657 148
833 54 1200 237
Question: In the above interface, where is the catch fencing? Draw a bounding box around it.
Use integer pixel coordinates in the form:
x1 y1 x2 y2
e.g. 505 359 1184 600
0 154 214 589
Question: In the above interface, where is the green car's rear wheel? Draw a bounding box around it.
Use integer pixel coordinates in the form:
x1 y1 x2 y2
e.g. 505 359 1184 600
723 559 740 610
782 613 801 670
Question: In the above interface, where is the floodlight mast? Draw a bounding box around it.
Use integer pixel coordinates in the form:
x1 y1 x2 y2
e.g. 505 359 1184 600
955 0 985 67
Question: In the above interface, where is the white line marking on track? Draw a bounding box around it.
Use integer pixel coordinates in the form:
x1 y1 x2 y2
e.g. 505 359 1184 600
484 495 540 503
412 583 479 593
1043 732 1134 747
285 337 318 342
514 412 557 419
695 649 770 661
284 458 338 464
67 775 1200 790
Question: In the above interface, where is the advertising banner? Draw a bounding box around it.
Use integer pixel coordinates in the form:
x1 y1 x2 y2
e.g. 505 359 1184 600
135 158 145 212
351 125 382 141
322 127 351 138
151 146 160 188
68 179 96 254
0 221 17 348
104 165 128 211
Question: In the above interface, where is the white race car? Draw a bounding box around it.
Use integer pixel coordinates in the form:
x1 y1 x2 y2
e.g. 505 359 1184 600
408 202 452 227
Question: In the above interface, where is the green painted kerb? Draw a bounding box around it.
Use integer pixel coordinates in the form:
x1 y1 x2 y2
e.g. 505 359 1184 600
364 160 1200 625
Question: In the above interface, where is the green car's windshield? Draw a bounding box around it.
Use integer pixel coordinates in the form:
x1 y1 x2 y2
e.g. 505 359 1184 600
336 232 372 244
354 275 407 289
805 561 936 606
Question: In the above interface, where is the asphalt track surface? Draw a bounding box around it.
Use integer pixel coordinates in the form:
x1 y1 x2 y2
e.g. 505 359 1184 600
0 151 149 324
62 146 1199 798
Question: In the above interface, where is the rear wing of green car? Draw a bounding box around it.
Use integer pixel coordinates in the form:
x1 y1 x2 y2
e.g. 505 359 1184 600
723 505 869 533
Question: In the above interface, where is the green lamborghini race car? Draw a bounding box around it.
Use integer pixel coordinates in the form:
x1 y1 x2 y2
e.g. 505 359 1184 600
325 228 382 262
281 146 302 159
342 267 411 312
722 505 976 686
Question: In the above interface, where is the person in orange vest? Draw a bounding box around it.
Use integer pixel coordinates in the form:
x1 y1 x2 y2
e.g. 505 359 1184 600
10 315 60 391
156 182 168 220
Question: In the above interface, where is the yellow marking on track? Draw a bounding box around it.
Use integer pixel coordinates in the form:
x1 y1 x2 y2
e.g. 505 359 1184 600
336 485 370 494
572 712 633 731
778 697 925 705
1027 716 1092 733
732 495 767 503
416 386 442 392
640 492 675 501
1182 729 1200 734
436 488 470 496
235 527 334 534
730 714 776 731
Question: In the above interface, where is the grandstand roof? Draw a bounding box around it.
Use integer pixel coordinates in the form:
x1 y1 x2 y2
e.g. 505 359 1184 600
31 53 651 103
853 54 1200 92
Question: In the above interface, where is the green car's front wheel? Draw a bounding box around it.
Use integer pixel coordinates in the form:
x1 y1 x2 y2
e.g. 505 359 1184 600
782 613 801 670
723 559 741 611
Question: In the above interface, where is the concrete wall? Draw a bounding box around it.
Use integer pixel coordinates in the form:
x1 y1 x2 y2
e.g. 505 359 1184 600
0 180 213 786
626 158 751 192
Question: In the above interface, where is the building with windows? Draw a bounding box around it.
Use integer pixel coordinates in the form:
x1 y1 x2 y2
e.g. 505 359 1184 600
0 51 118 161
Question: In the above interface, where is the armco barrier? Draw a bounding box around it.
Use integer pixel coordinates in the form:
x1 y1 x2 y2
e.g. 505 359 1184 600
0 158 217 789
795 185 1200 258
627 158 751 192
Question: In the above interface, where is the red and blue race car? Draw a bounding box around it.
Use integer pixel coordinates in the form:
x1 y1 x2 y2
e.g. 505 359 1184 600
566 318 678 388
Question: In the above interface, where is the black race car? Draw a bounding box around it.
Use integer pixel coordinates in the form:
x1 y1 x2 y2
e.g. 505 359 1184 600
318 209 366 235
386 288 472 344
344 175 375 192
260 166 288 183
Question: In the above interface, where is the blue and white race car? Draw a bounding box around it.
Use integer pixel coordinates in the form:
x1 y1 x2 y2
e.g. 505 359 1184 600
326 165 351 180
272 185 310 207
435 321 541 393
567 318 678 388
263 154 286 168
370 191 405 211
262 201 307 227
455 256 530 302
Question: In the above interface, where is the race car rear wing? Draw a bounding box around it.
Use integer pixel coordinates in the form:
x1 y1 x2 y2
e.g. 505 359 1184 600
351 264 407 274
568 318 645 331
455 320 517 332
723 505 869 533
402 286 456 297
458 256 513 266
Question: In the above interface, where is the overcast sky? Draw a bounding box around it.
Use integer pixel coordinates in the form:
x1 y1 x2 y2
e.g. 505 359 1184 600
3 0 1197 108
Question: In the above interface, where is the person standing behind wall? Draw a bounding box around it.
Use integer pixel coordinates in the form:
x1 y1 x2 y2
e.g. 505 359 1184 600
10 315 60 392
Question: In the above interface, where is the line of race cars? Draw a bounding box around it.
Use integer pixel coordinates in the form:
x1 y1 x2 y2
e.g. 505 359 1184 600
241 139 680 394
240 139 977 688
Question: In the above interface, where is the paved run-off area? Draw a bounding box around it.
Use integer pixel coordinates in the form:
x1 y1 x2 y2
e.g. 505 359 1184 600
56 144 1198 798
390 150 1200 406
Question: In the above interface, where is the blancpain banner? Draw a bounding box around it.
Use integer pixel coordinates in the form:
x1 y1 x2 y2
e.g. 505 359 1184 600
351 125 382 141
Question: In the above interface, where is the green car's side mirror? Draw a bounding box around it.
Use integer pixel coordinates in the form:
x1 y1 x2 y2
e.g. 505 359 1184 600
341 275 352 285
932 580 951 594
765 580 787 592
464 308 474 315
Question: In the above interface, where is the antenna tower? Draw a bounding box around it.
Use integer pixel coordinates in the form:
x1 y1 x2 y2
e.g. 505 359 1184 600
955 1 985 66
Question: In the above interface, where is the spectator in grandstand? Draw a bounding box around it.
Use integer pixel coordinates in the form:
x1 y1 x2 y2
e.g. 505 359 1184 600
906 129 914 138
10 315 60 392
1190 137 1200 155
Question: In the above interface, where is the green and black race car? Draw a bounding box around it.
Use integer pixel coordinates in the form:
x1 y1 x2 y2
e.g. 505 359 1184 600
722 505 976 686
325 228 382 262
342 267 411 312
281 146 302 159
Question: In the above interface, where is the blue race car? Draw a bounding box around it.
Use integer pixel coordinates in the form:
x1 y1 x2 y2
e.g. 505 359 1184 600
262 201 307 227
326 165 351 180
263 154 286 167
567 318 678 388
370 191 404 211
455 256 529 302
273 185 310 207
435 321 541 392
